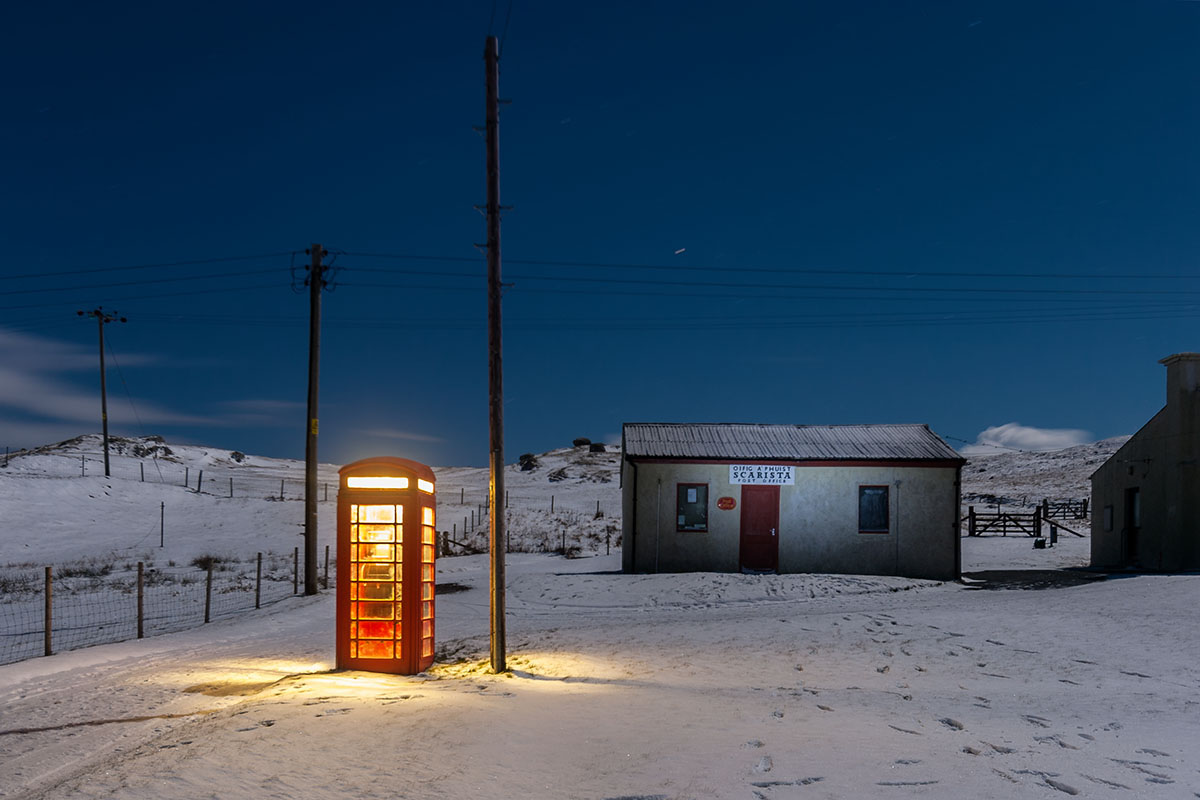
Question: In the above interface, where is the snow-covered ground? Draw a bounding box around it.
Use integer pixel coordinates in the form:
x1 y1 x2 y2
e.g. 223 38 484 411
2 433 1197 799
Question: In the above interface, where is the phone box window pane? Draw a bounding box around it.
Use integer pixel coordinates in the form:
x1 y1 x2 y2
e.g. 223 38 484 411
360 544 394 561
358 602 394 620
359 563 393 581
357 621 394 639
358 524 395 543
358 640 393 659
358 582 394 601
361 505 396 523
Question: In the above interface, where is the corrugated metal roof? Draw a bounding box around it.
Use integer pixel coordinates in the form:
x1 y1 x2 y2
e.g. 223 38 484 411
622 423 963 462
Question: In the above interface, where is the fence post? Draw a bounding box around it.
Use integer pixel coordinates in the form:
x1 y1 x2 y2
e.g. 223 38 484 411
196 469 203 493
160 501 165 547
596 499 601 518
968 506 976 537
81 455 85 477
1035 505 1043 539
229 477 233 498
203 562 213 623
255 552 262 609
280 479 285 500
185 466 189 487
140 462 145 482
44 566 53 657
323 544 330 589
551 495 555 513
137 562 145 639
324 483 328 502
460 487 464 504
606 531 611 555
561 529 566 555
441 531 449 557
1042 498 1049 521
293 546 299 594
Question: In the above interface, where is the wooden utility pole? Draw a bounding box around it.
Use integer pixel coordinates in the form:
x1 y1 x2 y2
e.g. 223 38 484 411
77 308 126 477
304 243 325 596
484 35 506 673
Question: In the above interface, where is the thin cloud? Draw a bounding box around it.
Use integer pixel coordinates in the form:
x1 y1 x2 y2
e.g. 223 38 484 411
220 399 306 412
0 327 208 445
361 428 446 444
960 422 1092 455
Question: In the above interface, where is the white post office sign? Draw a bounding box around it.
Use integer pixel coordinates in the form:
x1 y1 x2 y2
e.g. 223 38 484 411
729 464 795 485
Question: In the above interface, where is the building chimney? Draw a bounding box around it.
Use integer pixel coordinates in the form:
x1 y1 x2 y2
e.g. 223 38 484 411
1160 352 1200 406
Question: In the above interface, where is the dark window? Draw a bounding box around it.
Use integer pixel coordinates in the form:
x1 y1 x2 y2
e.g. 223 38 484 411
859 486 889 533
676 483 708 532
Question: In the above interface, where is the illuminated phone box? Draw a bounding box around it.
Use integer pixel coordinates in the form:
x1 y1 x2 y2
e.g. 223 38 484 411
337 457 437 674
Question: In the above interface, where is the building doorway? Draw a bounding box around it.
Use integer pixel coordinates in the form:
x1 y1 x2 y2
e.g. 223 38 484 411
1123 487 1140 566
739 485 779 572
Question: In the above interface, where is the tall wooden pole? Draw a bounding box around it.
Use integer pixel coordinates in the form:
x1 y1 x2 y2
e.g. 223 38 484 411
96 313 111 476
484 35 506 673
78 308 125 477
304 243 325 596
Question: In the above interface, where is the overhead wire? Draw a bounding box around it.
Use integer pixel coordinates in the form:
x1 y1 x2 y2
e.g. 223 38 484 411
7 252 298 281
105 333 167 484
337 250 1200 281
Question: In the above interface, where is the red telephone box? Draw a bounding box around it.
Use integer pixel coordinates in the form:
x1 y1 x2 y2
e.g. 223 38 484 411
336 457 437 674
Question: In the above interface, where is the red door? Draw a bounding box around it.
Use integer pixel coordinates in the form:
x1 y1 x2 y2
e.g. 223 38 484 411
740 485 780 572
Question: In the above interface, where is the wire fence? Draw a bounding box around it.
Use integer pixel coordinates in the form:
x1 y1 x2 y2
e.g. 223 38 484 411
0 551 326 666
4 450 341 501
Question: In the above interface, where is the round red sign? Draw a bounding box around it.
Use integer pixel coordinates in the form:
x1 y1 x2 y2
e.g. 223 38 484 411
717 496 737 510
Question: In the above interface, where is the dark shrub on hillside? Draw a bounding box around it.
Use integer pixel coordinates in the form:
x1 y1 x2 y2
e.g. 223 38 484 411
572 437 591 447
588 443 606 453
518 453 539 471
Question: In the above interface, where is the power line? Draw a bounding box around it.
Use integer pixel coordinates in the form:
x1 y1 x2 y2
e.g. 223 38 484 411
338 250 1200 281
7 268 286 296
336 276 1200 299
0 281 285 312
7 252 297 281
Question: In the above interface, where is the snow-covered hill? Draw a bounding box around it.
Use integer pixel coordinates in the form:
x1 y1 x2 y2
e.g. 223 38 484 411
0 434 623 566
960 435 1129 509
2 431 1125 570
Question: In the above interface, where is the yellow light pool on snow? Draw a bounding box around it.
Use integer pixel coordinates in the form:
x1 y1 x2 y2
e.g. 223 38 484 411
417 478 434 494
347 476 409 489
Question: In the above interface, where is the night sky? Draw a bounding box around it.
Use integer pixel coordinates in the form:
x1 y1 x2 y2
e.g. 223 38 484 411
4 1 1199 466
